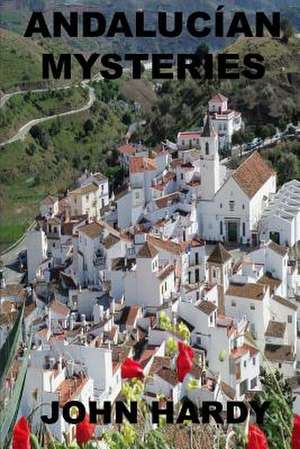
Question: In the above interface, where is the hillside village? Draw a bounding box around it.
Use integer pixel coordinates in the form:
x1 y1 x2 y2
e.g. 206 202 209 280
1 93 300 445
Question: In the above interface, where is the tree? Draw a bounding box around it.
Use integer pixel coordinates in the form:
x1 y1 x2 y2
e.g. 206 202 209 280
231 131 244 146
278 153 299 184
83 119 94 135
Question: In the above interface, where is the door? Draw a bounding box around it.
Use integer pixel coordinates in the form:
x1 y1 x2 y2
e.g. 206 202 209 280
227 222 238 242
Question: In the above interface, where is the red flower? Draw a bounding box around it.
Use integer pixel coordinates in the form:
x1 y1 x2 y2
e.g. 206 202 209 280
121 358 144 379
247 424 268 449
178 341 194 359
176 349 193 382
76 414 96 446
292 414 300 449
13 416 31 449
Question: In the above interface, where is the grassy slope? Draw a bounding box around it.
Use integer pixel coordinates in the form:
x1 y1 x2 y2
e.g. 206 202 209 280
0 82 126 250
0 87 88 141
0 27 82 91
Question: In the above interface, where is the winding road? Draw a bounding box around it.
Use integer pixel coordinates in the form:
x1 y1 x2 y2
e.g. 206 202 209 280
0 81 96 148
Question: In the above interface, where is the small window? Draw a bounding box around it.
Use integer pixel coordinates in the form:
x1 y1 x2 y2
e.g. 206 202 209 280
164 281 167 290
205 142 209 155
231 301 236 307
242 223 246 237
229 201 235 211
213 269 217 279
242 204 245 209
181 173 184 180
244 361 247 368
288 315 292 324
278 363 282 369
252 357 256 366
220 221 223 235
250 304 255 310
220 203 223 209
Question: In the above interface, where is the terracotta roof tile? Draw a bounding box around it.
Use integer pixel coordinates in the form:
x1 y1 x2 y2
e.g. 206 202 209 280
155 192 181 209
130 157 157 173
207 243 232 264
264 344 296 362
137 241 158 258
226 283 266 301
197 300 217 315
117 144 136 155
78 222 103 239
265 320 286 338
156 366 178 386
232 152 275 198
258 274 281 293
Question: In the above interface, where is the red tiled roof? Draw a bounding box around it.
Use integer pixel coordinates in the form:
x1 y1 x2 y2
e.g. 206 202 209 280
232 152 275 198
117 144 136 155
130 157 157 173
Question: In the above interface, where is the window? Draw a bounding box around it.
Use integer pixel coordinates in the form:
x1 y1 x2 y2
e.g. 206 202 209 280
252 357 256 366
135 192 139 199
244 361 247 368
220 221 223 235
161 285 164 295
229 201 235 211
220 203 223 208
164 281 167 290
288 315 292 323
242 204 245 209
250 304 255 310
231 301 236 307
205 142 209 155
196 292 200 300
242 222 246 237
196 336 201 345
86 195 89 201
195 252 199 265
213 269 217 279
181 173 184 180
278 363 282 369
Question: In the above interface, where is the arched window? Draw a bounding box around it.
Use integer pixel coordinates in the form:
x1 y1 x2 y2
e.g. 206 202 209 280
205 142 209 155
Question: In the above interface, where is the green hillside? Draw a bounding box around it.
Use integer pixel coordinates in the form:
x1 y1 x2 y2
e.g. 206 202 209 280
143 35 300 145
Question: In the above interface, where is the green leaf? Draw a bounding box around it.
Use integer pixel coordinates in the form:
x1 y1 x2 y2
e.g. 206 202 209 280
0 302 24 389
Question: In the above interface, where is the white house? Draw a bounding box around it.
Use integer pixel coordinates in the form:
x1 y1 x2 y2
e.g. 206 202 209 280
124 241 176 307
208 93 243 150
260 180 300 247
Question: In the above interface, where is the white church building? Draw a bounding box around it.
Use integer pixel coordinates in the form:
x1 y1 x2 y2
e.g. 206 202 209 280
197 116 276 245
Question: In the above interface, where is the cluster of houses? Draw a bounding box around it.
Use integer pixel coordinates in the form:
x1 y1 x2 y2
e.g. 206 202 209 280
1 93 300 443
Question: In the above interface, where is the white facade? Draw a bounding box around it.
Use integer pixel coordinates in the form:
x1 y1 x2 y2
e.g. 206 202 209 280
260 180 300 246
